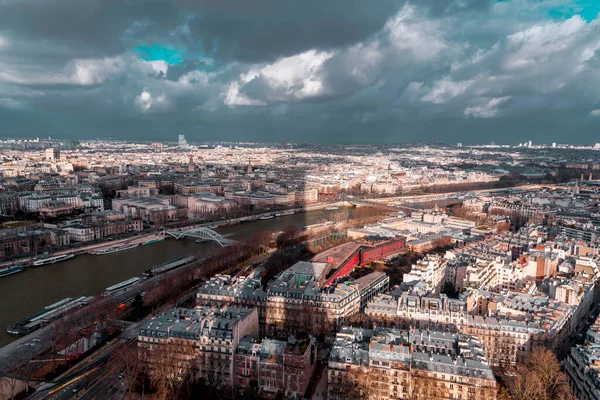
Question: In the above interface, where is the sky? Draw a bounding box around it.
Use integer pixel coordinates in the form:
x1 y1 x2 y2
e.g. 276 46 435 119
0 0 600 145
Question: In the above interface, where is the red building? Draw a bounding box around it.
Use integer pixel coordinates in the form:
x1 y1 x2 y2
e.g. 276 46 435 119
320 236 406 287
234 335 317 399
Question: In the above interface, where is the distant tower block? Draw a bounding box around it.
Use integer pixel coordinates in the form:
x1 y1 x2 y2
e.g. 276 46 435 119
590 172 593 181
247 158 253 174
178 134 189 149
188 155 195 173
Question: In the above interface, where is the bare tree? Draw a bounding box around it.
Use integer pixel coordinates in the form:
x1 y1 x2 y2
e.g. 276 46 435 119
12 348 38 396
329 366 389 400
0 374 20 400
504 364 544 400
198 352 229 393
497 221 510 232
0 356 22 400
504 347 574 400
407 369 444 400
431 236 452 250
354 367 389 400
137 344 152 399
45 318 76 375
148 340 194 400
115 345 141 399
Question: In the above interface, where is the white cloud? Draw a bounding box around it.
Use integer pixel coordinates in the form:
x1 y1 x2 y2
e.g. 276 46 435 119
147 60 169 75
504 16 587 72
2 0 600 131
225 49 333 105
424 14 600 115
178 70 210 86
464 96 511 118
385 5 449 62
224 82 265 107
337 41 383 85
259 49 333 100
70 56 125 85
134 89 167 113
0 55 125 86
421 78 474 104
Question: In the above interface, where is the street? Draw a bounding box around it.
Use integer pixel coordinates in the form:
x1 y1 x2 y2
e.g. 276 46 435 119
31 338 133 400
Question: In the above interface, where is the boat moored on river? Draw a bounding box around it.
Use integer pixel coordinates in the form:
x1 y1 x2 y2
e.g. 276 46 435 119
143 256 196 277
7 296 93 335
31 253 75 266
92 243 140 255
102 277 141 297
0 265 24 278
275 210 295 217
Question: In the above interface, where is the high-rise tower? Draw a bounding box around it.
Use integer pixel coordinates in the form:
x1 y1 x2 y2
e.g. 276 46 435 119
178 134 189 149
188 155 195 173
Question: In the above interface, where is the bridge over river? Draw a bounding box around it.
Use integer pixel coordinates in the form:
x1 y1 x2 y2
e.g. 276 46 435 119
162 227 237 247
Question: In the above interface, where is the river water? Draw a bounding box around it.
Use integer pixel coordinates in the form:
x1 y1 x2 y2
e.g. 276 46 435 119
0 209 345 347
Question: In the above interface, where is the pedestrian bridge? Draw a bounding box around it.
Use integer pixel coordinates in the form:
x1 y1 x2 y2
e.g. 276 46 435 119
162 227 236 247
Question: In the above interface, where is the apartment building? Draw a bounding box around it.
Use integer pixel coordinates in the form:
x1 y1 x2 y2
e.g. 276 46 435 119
196 265 389 337
327 327 497 400
365 293 469 332
137 306 259 386
565 314 600 400
402 254 447 295
234 335 317 399
115 185 159 198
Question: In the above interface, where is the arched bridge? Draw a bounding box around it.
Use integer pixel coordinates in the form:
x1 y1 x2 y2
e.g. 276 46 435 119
163 227 236 247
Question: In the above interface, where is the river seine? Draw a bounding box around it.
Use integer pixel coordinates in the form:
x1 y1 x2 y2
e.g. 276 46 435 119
0 209 344 346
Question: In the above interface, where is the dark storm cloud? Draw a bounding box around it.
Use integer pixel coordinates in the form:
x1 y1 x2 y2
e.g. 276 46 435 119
0 1 179 58
0 0 600 144
183 0 402 63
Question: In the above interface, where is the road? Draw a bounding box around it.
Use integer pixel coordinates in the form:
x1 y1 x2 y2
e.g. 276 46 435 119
31 338 132 400
0 324 52 370
54 363 123 400
0 232 164 268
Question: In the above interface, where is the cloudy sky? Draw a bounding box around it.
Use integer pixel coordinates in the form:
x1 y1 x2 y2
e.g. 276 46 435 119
0 0 599 144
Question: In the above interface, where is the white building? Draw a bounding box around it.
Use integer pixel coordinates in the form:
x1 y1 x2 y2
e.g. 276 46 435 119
402 254 447 295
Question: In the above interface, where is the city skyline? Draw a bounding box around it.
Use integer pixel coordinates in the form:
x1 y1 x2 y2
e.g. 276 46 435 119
0 138 599 398
1 1 600 144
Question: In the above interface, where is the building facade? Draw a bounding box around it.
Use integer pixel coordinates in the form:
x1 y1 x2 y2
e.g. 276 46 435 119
327 327 497 400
